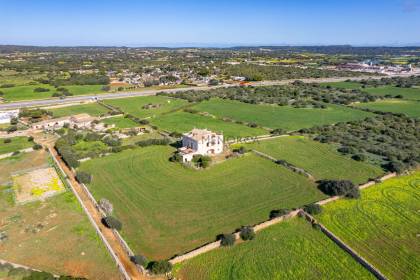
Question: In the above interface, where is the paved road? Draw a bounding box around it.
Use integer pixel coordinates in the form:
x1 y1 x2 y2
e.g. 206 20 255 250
0 75 391 110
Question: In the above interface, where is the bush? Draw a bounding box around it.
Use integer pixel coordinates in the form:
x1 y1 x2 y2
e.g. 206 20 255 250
136 138 170 147
239 226 255 241
148 260 172 274
271 128 286 135
303 203 322 215
220 233 236 246
318 180 359 199
102 216 122 230
233 146 247 154
192 154 212 168
32 144 42 150
3 138 11 144
7 125 17 133
131 255 148 267
269 208 290 219
28 136 34 142
76 171 92 184
33 87 50 93
23 271 55 280
352 154 366 161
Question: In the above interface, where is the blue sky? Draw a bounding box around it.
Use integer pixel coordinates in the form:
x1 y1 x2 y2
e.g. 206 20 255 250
0 0 419 46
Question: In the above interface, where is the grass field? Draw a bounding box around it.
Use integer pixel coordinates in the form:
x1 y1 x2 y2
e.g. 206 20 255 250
354 99 420 118
364 86 420 100
191 99 373 131
0 191 119 279
244 136 384 184
80 146 325 259
0 136 32 155
175 218 374 280
151 111 268 139
1 84 106 101
103 95 188 118
101 116 139 129
121 131 164 146
47 103 110 117
317 172 420 280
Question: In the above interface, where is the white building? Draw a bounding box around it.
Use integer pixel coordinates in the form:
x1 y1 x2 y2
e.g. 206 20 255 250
32 113 98 130
178 128 223 162
0 110 19 124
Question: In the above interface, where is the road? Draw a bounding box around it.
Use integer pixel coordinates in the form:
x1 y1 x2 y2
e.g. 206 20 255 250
0 75 391 110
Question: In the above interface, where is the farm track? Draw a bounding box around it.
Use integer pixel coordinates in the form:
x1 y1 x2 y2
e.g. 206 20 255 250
46 145 148 280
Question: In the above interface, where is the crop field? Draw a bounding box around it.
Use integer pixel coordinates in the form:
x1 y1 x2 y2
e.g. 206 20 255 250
0 191 119 279
121 131 164 146
101 116 139 129
317 172 420 280
175 217 374 280
354 99 420 118
1 84 106 101
0 136 32 155
151 111 268 139
364 86 420 100
244 136 384 184
80 146 325 259
191 99 373 131
103 95 188 118
47 103 110 117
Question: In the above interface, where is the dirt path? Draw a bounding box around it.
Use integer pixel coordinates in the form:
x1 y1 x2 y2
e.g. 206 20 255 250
47 145 147 280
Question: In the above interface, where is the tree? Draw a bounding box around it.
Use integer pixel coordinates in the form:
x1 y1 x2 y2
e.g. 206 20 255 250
10 117 18 125
220 233 235 246
239 226 255 241
269 208 290 219
148 260 172 274
76 171 92 184
3 138 11 144
102 216 122 230
303 203 322 215
32 144 42 150
352 154 366 161
317 180 360 199
99 198 113 215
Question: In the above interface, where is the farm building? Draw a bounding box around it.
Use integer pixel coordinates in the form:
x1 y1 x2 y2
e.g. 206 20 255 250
178 128 223 162
32 113 98 130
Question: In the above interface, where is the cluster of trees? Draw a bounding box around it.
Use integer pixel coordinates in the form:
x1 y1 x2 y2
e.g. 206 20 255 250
317 180 360 198
223 64 371 81
302 114 419 173
158 83 378 107
50 73 110 87
356 75 420 88
0 263 86 279
19 108 51 122
136 138 170 147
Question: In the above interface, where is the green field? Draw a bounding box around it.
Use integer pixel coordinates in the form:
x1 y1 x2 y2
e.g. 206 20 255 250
364 86 420 100
0 136 32 155
244 136 384 184
47 103 110 117
1 84 106 101
101 116 139 129
317 172 420 280
191 99 373 131
175 218 374 280
80 146 325 259
121 131 164 146
320 81 362 89
151 111 268 139
103 95 188 118
354 99 420 118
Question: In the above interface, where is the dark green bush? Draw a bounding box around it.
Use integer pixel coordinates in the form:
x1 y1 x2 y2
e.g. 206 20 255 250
303 203 322 215
239 226 255 241
148 260 172 274
102 216 122 231
220 233 236 246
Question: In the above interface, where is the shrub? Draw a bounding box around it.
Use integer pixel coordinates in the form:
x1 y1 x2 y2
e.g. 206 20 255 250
138 119 149 125
102 216 122 230
239 226 255 241
303 203 322 215
317 180 359 199
269 208 290 219
233 146 247 154
12 151 20 156
131 255 148 267
76 171 92 184
148 260 172 274
23 271 55 280
136 138 170 147
192 155 212 168
271 128 286 135
33 87 50 93
7 125 17 133
352 154 366 161
32 144 42 150
169 152 182 162
102 136 121 147
220 233 236 246
3 138 11 144
248 122 258 128
99 198 113 214
28 136 34 142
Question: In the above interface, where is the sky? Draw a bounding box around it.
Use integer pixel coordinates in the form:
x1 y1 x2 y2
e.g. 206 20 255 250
0 0 419 47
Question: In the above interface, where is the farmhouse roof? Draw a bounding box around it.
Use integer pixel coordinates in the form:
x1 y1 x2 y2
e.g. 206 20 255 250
184 128 221 141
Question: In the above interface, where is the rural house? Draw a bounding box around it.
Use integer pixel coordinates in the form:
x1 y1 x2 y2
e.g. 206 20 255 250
178 128 223 162
32 113 98 130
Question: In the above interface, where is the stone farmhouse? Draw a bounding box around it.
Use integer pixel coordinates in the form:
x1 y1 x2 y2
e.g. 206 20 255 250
32 113 98 130
178 128 223 162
